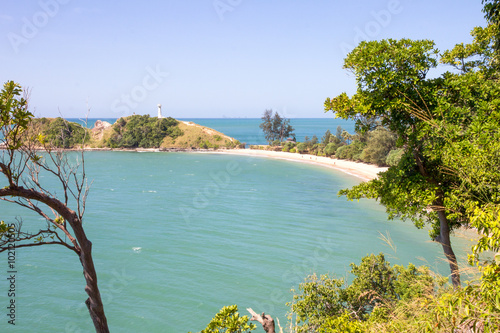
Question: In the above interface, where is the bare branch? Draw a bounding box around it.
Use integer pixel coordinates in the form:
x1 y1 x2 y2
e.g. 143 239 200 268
247 308 275 333
0 240 76 253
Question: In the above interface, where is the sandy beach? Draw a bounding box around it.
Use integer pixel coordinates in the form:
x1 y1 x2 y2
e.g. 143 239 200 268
209 149 388 181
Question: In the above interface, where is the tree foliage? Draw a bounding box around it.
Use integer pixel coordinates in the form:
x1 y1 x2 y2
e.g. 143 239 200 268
325 38 466 287
106 115 182 148
194 305 256 333
359 128 396 166
31 117 90 148
259 109 295 145
288 253 435 333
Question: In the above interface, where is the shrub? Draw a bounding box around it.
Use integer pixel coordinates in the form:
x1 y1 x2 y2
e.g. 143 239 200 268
193 305 256 333
359 128 397 166
289 253 435 332
336 141 365 160
296 142 308 153
385 148 405 166
325 142 340 156
32 117 89 148
106 115 180 148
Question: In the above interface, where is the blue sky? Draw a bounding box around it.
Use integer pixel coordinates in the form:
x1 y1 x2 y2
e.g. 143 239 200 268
0 0 487 119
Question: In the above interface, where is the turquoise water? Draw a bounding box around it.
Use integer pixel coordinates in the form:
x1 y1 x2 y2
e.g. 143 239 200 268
177 118 356 146
69 118 356 146
0 151 471 332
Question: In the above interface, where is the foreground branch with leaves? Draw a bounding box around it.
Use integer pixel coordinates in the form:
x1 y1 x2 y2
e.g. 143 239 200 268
0 81 108 332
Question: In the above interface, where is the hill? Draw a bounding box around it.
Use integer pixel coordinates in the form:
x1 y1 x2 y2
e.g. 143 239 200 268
31 115 243 150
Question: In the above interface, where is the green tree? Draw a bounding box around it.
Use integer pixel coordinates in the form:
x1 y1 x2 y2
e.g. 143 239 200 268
0 81 109 332
385 148 404 167
324 38 465 287
107 114 181 148
194 305 256 333
482 0 500 55
341 130 352 145
259 109 294 145
321 129 332 144
296 142 307 154
289 253 434 332
359 128 396 166
435 15 500 299
335 125 343 141
31 117 90 148
324 142 340 157
335 140 365 161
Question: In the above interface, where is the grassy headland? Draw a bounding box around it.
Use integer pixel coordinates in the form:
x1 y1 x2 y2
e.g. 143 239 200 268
30 115 243 150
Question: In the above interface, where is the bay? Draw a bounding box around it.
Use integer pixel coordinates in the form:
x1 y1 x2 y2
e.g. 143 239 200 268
0 136 471 332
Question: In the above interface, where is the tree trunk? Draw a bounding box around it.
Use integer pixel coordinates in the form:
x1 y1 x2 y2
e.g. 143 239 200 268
71 216 109 333
412 149 461 288
80 239 109 332
0 187 110 332
436 210 461 288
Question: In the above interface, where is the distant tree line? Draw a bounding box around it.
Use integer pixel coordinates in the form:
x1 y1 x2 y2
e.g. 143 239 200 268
257 120 401 167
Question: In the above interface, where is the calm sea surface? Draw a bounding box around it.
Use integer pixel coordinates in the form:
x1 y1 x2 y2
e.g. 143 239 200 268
0 119 471 332
69 117 356 146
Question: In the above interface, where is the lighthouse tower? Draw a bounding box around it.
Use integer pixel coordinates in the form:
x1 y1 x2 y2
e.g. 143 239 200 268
157 104 163 118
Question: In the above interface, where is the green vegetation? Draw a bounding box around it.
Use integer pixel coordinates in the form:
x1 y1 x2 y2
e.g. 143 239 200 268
262 124 396 166
202 254 500 332
289 253 437 332
259 109 295 145
323 20 500 289
287 254 500 332
18 114 240 150
204 3 500 332
1 81 109 331
194 305 256 333
32 117 90 148
105 115 182 148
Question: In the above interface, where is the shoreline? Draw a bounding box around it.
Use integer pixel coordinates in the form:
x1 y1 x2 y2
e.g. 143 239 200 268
203 149 387 181
2 146 387 181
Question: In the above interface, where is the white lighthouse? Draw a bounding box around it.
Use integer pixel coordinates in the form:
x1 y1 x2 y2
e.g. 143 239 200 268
157 104 163 118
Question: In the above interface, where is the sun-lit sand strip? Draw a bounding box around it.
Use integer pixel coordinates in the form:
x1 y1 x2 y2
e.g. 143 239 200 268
208 149 388 181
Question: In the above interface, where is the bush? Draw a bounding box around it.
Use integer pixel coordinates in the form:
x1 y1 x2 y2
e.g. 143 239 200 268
296 142 308 153
32 117 89 148
359 128 397 166
336 141 365 160
289 253 435 333
193 305 256 333
325 142 340 156
385 148 405 166
271 139 281 146
106 115 181 148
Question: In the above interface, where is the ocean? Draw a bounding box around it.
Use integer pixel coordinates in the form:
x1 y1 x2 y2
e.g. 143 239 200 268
0 119 471 332
68 117 356 146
